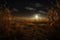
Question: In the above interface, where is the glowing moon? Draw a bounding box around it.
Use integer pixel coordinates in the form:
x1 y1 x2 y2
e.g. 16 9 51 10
35 14 39 19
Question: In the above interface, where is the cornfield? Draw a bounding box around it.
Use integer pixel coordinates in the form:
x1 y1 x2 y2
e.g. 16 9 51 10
0 0 60 40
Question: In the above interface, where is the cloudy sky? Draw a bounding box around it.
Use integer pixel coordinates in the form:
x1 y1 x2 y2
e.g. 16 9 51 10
0 0 58 17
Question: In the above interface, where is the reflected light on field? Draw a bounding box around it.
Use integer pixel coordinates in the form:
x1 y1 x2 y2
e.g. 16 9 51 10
13 14 49 22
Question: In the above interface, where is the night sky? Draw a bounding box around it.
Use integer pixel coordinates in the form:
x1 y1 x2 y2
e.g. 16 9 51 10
0 0 59 17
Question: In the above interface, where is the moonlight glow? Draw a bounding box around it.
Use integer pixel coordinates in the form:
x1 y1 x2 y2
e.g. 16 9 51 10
31 14 43 20
35 14 39 19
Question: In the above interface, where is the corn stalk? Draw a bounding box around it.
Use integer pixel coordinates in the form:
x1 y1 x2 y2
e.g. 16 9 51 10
48 0 60 26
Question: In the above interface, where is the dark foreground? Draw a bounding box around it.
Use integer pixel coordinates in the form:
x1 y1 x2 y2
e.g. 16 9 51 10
0 20 60 40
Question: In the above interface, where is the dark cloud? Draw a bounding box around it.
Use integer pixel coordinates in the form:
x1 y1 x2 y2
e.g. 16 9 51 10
0 0 53 17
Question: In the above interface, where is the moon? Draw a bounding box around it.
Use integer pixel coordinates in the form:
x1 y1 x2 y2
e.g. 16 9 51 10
35 15 39 19
31 14 42 20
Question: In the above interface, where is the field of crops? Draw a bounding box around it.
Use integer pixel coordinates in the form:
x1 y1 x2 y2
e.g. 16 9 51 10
0 17 60 40
0 2 60 39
